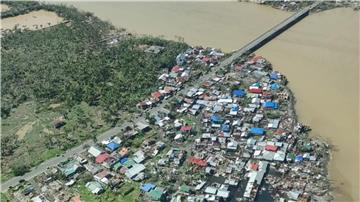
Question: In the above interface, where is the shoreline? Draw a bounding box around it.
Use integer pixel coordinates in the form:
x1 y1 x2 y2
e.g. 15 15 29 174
255 7 359 199
2 1 354 201
255 58 334 201
284 82 333 201
245 0 360 13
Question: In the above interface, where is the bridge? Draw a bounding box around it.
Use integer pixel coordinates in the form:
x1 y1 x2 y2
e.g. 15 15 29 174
0 2 321 193
222 1 321 67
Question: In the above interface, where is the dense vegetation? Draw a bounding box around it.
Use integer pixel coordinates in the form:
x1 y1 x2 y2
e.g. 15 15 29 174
1 1 42 18
1 2 188 119
1 2 188 179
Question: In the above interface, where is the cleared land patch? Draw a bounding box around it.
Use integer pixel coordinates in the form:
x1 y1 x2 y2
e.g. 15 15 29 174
15 121 37 140
0 4 10 12
1 101 109 182
1 9 63 31
48 103 62 109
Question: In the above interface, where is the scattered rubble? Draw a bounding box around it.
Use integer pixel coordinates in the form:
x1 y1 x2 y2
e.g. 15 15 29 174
6 53 332 202
137 46 224 110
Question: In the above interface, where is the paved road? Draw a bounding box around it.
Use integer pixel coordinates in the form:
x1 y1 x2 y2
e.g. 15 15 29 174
0 47 233 192
0 3 319 192
0 127 124 192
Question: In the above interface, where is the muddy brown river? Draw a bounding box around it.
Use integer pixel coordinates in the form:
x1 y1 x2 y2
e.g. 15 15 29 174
257 8 359 202
63 2 359 201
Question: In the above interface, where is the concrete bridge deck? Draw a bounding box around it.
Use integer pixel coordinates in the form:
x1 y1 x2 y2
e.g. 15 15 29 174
222 1 321 67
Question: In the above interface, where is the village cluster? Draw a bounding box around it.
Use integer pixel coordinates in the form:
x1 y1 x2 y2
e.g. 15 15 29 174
8 48 331 202
137 46 225 110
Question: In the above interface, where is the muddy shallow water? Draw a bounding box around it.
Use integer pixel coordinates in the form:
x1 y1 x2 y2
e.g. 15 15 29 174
1 9 63 31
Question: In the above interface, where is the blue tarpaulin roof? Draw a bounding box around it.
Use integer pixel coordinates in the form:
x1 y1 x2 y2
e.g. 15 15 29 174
232 89 246 97
231 105 239 111
270 83 280 90
119 157 128 165
263 101 279 109
295 155 303 162
250 128 265 135
270 72 279 80
106 142 120 151
222 124 230 132
140 183 156 192
211 115 223 124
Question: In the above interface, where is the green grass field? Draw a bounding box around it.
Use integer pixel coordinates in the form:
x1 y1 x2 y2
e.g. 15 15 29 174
0 192 11 202
75 181 140 202
1 101 109 181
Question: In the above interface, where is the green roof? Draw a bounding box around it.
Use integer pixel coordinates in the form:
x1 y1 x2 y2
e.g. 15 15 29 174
302 143 313 152
59 160 79 177
246 93 255 98
148 189 163 200
169 72 178 78
124 159 136 168
180 184 190 193
86 181 103 192
288 153 296 160
113 162 122 171
184 118 194 125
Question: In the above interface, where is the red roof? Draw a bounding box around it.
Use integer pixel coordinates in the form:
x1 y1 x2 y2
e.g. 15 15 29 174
275 129 287 135
235 64 244 71
203 94 214 101
171 65 182 73
96 152 109 164
249 88 262 94
71 196 82 202
265 145 278 152
176 76 188 82
151 91 162 99
202 57 210 63
262 92 273 98
119 167 128 174
250 163 258 171
184 98 193 104
164 86 174 94
180 125 192 132
188 157 207 167
250 55 264 64
96 170 110 178
202 81 212 88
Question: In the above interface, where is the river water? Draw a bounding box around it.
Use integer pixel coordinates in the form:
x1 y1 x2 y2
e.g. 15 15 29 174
256 8 359 201
65 2 359 201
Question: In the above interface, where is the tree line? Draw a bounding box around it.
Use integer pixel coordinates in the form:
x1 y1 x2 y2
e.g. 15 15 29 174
1 2 189 123
1 1 42 18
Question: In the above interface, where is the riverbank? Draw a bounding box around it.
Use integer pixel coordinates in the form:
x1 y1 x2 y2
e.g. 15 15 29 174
247 0 360 13
284 82 333 201
65 1 292 52
65 2 359 200
0 9 64 31
2 1 358 201
256 7 359 201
